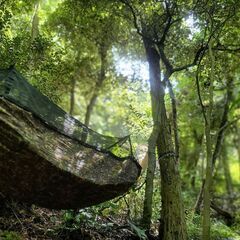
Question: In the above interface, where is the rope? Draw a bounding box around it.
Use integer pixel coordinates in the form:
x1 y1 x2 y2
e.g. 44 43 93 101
158 151 176 160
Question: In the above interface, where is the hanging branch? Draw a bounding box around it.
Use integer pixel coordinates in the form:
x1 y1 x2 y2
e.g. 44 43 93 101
195 58 207 124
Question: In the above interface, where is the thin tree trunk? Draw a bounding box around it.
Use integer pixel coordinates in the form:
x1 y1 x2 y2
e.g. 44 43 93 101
202 117 213 240
166 78 180 162
69 78 76 115
212 76 233 168
186 131 203 189
234 136 240 181
191 134 203 188
195 69 234 215
85 93 98 127
202 39 215 240
195 179 205 214
143 38 187 240
84 46 107 127
142 129 158 229
31 0 40 42
221 143 233 197
237 145 240 181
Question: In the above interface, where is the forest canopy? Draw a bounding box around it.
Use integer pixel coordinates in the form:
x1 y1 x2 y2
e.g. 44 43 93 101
0 0 240 239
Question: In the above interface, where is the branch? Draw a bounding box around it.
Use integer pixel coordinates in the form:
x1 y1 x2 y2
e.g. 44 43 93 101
213 45 240 53
158 0 181 45
158 46 173 73
174 42 240 74
217 115 240 134
195 59 208 124
165 75 180 162
170 3 237 73
172 45 206 73
118 0 144 38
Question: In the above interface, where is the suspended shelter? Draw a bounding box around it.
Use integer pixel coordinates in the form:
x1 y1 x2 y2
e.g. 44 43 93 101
0 66 141 210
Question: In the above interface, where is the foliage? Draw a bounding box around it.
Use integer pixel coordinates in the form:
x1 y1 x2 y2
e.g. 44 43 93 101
0 231 22 240
187 214 240 240
128 221 148 240
0 0 240 239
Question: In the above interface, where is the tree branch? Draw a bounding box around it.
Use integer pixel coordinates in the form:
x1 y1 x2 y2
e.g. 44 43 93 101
213 45 240 53
118 0 144 38
172 45 206 73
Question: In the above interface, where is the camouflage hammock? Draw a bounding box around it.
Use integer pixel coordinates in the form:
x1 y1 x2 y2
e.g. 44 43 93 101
0 66 141 209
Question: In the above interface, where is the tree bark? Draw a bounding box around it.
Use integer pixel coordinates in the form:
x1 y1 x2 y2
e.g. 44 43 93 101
143 38 187 240
157 98 186 240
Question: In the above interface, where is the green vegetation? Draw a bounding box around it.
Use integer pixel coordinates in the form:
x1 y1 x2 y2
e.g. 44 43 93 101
0 231 22 240
0 0 240 239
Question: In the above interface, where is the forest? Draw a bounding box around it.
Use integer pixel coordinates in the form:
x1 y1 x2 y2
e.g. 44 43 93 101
0 0 240 239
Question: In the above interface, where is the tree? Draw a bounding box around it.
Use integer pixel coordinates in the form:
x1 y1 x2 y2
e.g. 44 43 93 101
117 1 199 238
48 0 128 127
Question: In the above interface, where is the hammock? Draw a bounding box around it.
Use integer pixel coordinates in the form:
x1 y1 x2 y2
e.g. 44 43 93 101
0 67 141 209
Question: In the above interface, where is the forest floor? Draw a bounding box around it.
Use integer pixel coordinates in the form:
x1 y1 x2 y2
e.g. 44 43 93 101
0 195 240 240
0 199 155 240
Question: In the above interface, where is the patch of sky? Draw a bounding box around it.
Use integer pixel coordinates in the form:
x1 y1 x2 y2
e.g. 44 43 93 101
113 48 149 82
113 48 179 94
185 14 200 39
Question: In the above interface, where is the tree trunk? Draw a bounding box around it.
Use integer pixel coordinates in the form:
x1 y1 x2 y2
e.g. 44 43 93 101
157 99 186 240
84 46 107 127
143 38 187 240
142 130 158 229
191 135 203 188
212 76 233 168
85 93 98 127
69 78 76 115
31 0 40 42
186 131 203 189
142 37 161 229
195 66 234 215
166 78 180 162
202 119 213 240
234 135 240 181
202 39 215 240
237 145 240 181
221 143 233 197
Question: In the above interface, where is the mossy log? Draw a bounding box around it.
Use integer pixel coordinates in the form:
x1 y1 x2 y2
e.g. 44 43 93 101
0 98 141 209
